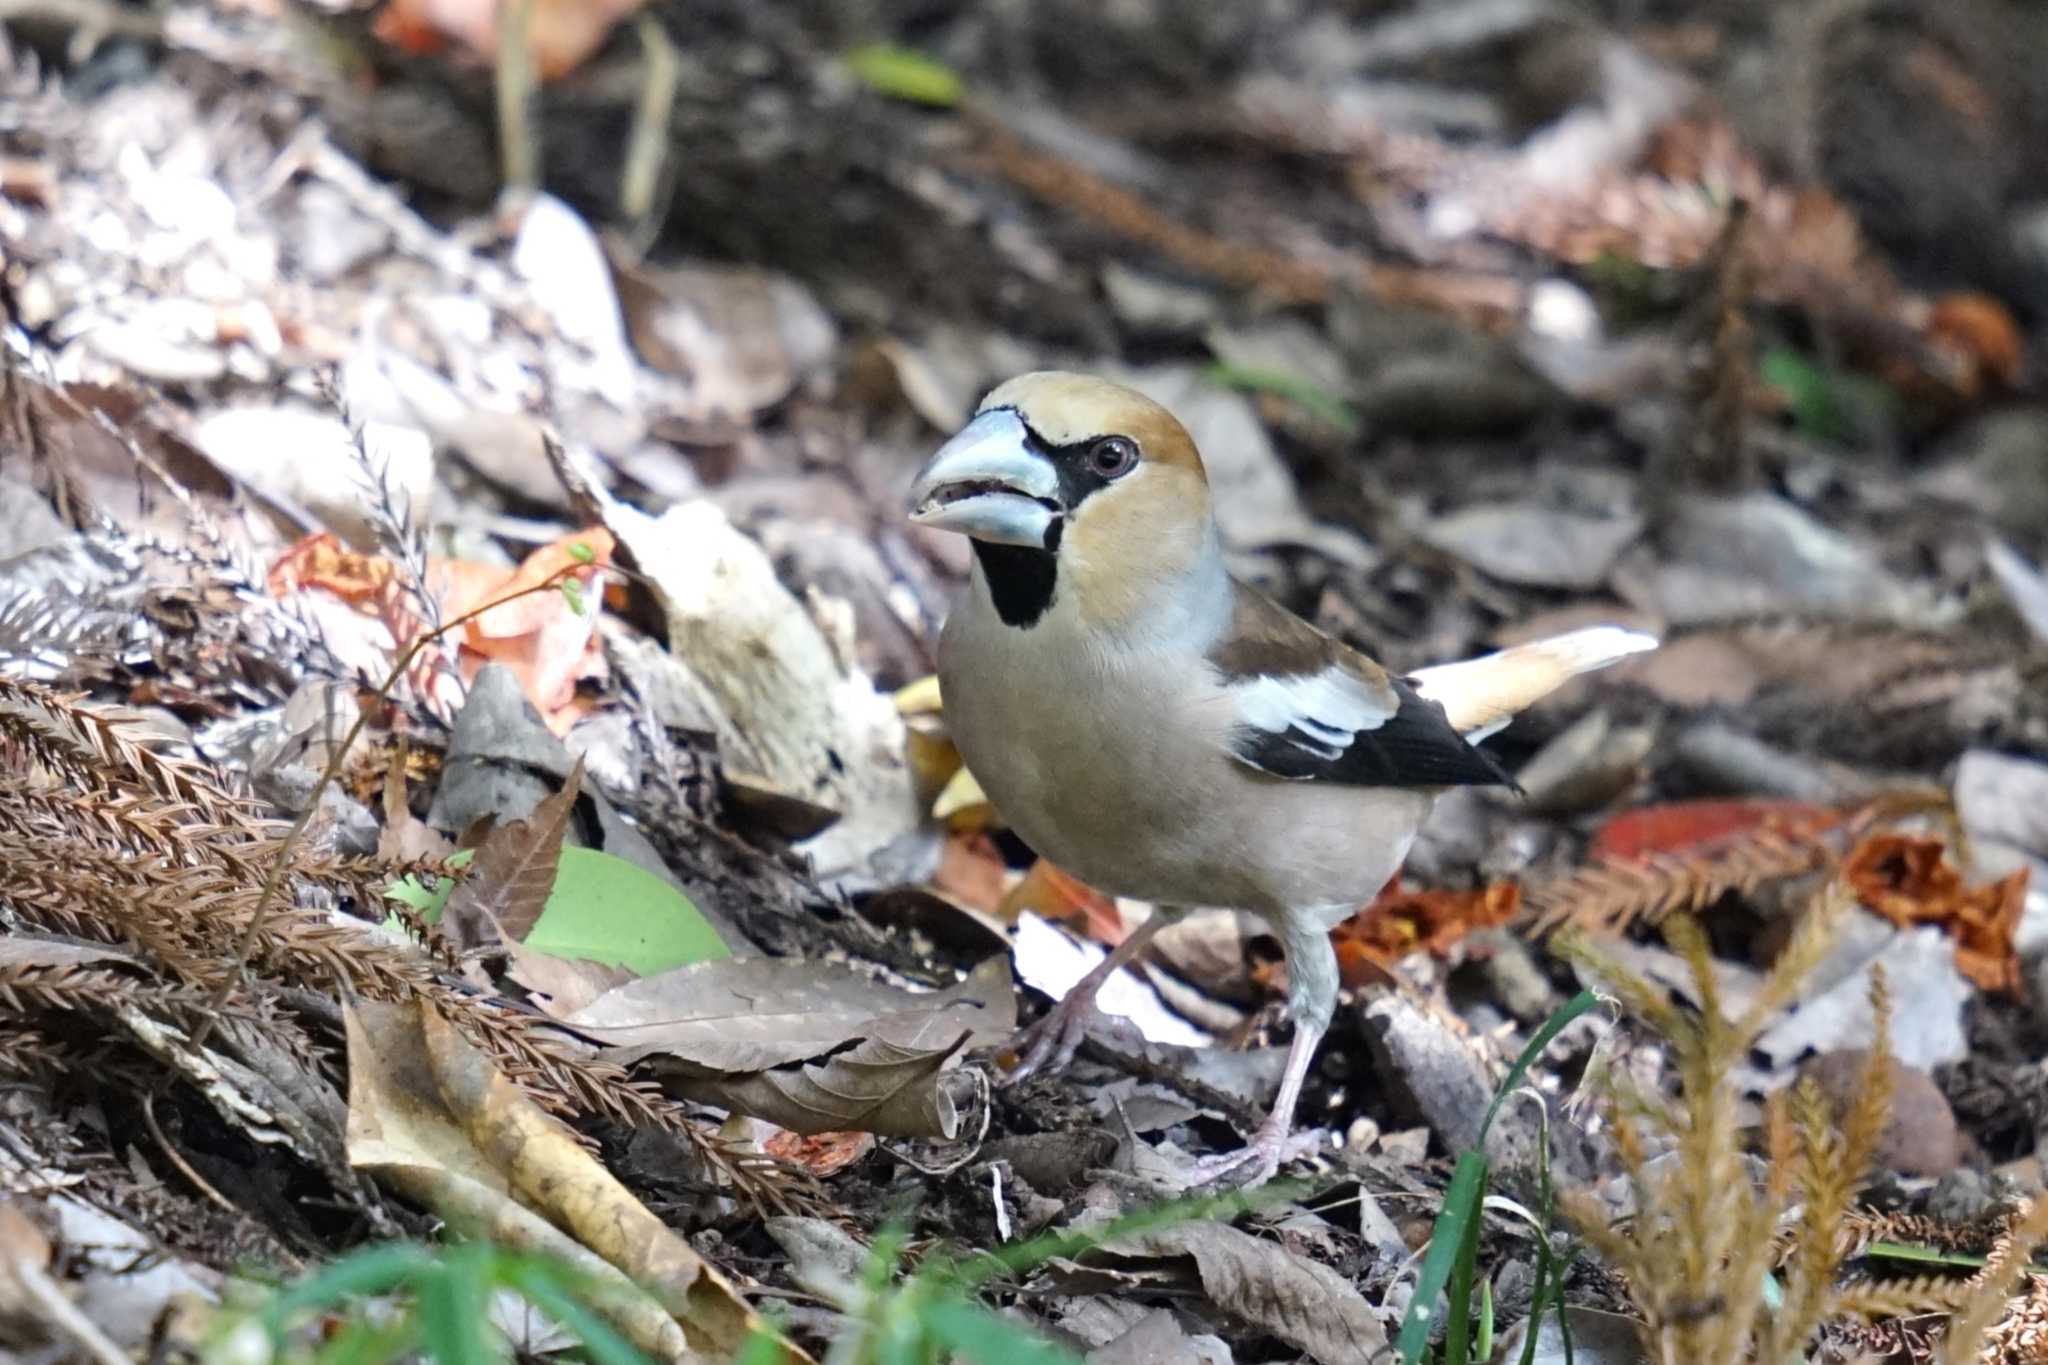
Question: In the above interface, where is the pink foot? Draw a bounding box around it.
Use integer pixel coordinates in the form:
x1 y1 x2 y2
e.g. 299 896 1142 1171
998 993 1104 1087
1187 1125 1330 1190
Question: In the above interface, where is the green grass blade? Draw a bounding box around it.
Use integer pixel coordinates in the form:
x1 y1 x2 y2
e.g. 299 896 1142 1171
1479 991 1598 1143
1398 1150 1490 1364
923 1298 1086 1365
262 1245 439 1339
502 1261 650 1365
414 1251 499 1365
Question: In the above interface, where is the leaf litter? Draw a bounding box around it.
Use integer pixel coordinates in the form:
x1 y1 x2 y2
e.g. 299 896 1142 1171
0 1 2047 1360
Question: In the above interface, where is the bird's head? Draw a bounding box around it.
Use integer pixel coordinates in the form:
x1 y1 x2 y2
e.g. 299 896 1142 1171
908 372 1220 631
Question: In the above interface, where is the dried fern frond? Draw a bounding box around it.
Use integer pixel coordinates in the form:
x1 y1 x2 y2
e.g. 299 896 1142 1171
0 676 261 825
1528 792 1946 938
0 679 793 1207
1527 821 1835 936
1767 970 1894 1359
1561 880 1952 1364
1941 1196 2048 1365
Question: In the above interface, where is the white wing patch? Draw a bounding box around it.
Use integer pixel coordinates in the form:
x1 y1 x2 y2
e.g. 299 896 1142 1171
1229 667 1395 760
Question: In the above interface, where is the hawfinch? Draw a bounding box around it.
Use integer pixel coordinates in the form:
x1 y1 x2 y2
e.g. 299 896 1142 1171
908 372 1655 1186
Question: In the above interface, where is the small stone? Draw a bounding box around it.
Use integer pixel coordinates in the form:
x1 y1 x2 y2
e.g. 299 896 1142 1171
1795 1049 1963 1178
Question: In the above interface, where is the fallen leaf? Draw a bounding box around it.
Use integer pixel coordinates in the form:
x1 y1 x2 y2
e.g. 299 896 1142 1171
441 758 582 953
640 1034 972 1139
267 527 612 732
378 746 455 864
572 953 1015 1072
523 847 731 974
932 831 1011 915
342 998 783 1360
761 1128 876 1178
1587 799 1846 862
1331 880 1520 986
373 0 646 80
1000 859 1123 943
1098 1221 1388 1365
1842 832 2028 992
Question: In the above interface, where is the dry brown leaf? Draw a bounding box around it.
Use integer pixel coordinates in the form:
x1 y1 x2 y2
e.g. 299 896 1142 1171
267 527 612 733
343 998 784 1361
373 0 645 81
998 859 1123 942
1842 833 2028 992
574 953 1017 1072
647 1033 970 1139
1331 878 1520 986
378 747 456 864
761 1128 875 1179
442 757 582 953
504 939 634 1017
1099 1222 1388 1365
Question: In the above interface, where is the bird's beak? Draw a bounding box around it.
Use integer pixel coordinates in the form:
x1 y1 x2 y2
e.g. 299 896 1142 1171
907 408 1060 548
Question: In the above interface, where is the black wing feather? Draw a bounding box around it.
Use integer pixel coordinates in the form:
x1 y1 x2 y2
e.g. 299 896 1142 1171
1232 677 1518 791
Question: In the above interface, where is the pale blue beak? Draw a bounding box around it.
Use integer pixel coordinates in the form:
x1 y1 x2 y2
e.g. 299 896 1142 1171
907 408 1060 548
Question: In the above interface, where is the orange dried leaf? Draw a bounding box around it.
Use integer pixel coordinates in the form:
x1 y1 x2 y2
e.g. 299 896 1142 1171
931 832 1009 917
1589 799 1844 863
267 531 394 601
762 1128 875 1178
998 858 1122 943
1843 832 2028 993
374 0 645 81
1330 879 1520 986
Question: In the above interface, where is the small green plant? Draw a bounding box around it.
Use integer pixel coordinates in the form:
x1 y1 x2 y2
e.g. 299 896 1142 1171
744 1188 1283 1365
1203 363 1361 435
211 1242 650 1365
1396 990 1598 1365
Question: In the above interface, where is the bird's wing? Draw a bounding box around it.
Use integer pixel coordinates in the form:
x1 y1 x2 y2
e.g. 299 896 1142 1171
1210 583 1513 789
1408 626 1658 741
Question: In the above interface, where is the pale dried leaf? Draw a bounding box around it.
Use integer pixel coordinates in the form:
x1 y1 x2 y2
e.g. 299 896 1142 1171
1104 1222 1388 1365
573 952 1016 1072
646 1032 969 1138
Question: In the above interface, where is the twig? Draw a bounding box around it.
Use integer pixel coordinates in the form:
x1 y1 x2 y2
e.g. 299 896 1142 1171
140 1089 239 1217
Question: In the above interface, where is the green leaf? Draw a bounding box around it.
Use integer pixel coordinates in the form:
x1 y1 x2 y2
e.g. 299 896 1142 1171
1399 1150 1491 1364
1478 990 1598 1143
263 1244 439 1339
846 44 963 107
561 578 587 614
503 1260 649 1365
523 847 729 973
735 1318 793 1365
923 1298 1085 1365
1403 992 1599 1364
413 1251 500 1365
384 848 474 929
314 1318 418 1365
567 540 597 565
1204 363 1360 434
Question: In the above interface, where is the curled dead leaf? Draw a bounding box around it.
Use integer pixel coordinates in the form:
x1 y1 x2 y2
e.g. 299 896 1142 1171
1842 833 2027 992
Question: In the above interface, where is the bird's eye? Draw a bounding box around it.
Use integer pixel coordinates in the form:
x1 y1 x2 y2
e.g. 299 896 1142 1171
1087 436 1139 479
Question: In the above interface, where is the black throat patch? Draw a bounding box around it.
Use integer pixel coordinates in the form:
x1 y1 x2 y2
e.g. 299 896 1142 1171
964 409 1125 630
974 538 1059 629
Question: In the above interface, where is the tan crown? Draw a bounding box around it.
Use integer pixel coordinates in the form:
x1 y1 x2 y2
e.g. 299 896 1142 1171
980 372 1206 475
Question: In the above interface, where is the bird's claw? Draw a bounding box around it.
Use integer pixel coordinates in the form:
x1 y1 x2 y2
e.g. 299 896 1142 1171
1187 1126 1329 1191
998 995 1103 1087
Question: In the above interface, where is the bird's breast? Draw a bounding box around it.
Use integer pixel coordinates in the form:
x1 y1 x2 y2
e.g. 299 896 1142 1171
937 588 1429 913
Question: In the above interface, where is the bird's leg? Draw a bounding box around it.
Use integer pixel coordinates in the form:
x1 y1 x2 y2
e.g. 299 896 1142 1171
1190 910 1339 1188
1001 906 1181 1086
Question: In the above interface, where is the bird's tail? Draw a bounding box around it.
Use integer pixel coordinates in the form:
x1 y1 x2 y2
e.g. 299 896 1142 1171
1408 627 1657 742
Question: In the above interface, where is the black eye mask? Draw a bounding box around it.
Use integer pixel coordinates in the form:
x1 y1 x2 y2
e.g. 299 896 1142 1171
969 411 1137 629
